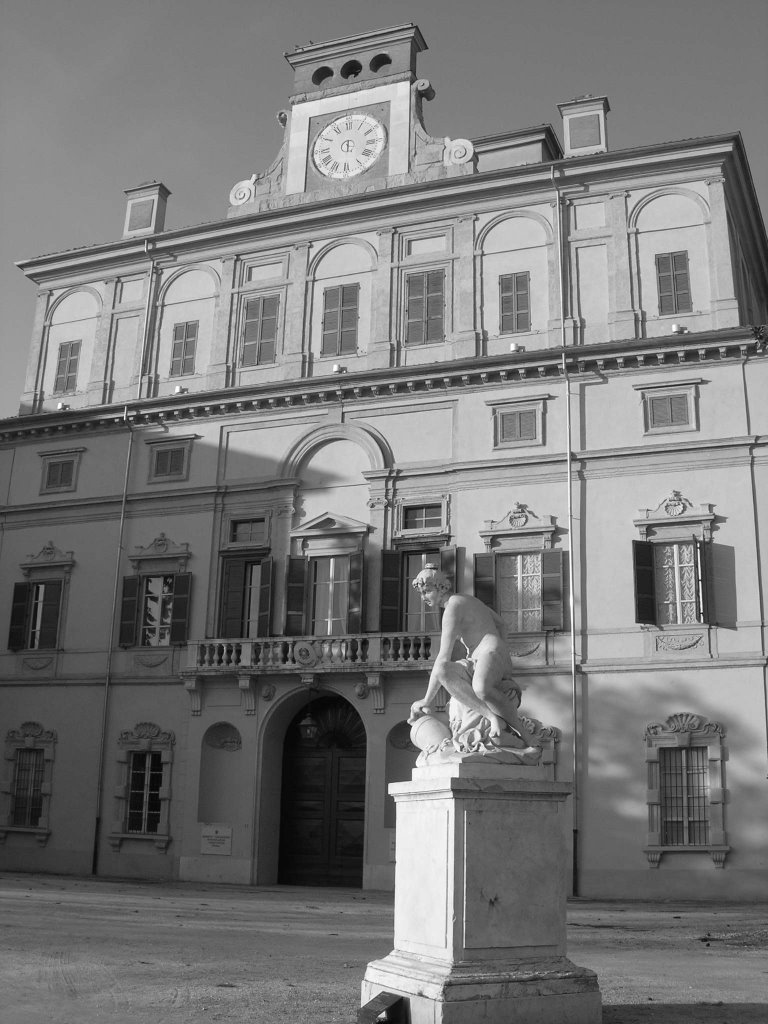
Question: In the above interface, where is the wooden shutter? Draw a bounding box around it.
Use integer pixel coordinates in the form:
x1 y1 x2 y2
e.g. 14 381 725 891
347 551 364 634
473 553 496 609
118 576 140 647
284 557 308 636
425 271 444 343
169 573 192 643
694 538 709 624
8 582 30 651
257 557 274 637
219 558 247 637
656 253 675 315
541 550 564 630
37 581 63 649
672 251 692 313
321 286 341 356
440 546 457 593
633 540 657 624
405 273 425 345
379 551 402 632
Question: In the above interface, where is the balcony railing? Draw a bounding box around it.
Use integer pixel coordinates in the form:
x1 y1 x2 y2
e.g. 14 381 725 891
184 632 438 675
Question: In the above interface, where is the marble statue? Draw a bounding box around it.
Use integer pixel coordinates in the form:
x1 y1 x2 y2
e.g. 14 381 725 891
408 564 542 765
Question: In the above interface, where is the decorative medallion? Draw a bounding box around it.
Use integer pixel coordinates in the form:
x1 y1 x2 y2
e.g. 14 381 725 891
663 490 689 517
507 502 529 529
293 640 318 668
312 113 387 180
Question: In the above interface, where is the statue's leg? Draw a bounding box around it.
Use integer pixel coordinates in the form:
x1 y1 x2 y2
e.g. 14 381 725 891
472 653 539 744
436 660 504 732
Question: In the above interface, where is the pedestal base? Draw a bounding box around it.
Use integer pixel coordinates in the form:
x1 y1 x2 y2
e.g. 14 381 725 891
363 951 601 1024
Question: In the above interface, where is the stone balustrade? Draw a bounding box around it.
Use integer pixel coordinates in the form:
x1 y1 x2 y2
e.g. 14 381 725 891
185 632 437 674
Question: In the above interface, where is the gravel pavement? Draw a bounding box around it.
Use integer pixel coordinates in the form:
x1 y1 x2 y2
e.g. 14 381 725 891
1 874 766 1023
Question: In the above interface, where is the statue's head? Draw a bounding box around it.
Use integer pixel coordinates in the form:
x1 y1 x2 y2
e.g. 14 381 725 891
411 563 452 601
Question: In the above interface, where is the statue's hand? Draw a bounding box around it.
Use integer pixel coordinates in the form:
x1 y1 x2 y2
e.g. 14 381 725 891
408 700 433 723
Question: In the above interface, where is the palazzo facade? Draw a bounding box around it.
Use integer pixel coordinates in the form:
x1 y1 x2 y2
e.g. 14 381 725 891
1 24 767 897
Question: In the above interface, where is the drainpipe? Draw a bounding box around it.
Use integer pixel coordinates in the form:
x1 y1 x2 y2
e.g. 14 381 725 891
137 240 157 400
91 406 134 874
552 165 580 895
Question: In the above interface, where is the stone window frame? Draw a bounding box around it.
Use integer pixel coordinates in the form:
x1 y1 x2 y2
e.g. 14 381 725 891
487 394 550 450
392 494 451 543
643 713 729 868
109 722 175 852
39 447 85 495
0 721 57 847
145 435 197 484
633 378 702 436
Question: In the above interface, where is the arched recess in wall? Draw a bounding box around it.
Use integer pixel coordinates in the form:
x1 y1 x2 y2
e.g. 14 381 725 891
154 266 221 385
308 240 377 360
629 188 711 322
477 211 553 348
282 423 393 525
197 721 245 823
43 286 103 399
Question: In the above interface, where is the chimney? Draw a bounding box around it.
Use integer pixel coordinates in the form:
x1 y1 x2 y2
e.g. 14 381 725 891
122 181 171 239
557 95 610 157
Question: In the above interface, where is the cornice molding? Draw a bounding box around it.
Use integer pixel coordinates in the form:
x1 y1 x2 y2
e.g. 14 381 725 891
1 328 762 444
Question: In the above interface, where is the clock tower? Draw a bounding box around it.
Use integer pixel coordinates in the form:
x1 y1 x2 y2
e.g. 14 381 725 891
228 23 474 213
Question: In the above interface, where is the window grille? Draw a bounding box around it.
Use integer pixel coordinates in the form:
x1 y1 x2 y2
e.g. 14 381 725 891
659 746 710 846
126 750 164 834
11 748 45 827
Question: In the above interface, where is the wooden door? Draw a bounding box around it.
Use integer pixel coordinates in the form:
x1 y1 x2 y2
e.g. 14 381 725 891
278 698 366 886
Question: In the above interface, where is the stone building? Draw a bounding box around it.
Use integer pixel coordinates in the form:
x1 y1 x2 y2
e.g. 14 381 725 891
1 24 766 898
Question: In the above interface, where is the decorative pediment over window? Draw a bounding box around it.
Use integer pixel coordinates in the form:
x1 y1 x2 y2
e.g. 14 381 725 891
20 541 75 579
634 491 715 541
128 533 191 573
479 502 557 552
291 511 370 556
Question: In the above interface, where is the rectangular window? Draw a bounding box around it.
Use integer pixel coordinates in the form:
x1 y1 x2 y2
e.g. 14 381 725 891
474 551 564 634
402 550 442 633
44 459 75 490
126 750 163 834
322 284 359 356
405 271 444 345
140 575 175 647
7 581 63 651
648 394 690 430
499 409 537 444
219 557 273 638
659 746 710 846
633 539 705 626
656 251 692 315
54 341 81 393
230 518 267 544
403 504 442 531
11 748 45 827
242 294 279 366
170 321 198 376
499 272 531 333
153 447 186 479
311 556 350 637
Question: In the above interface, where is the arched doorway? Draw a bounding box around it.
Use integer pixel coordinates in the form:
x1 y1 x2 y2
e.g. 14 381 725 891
278 695 366 886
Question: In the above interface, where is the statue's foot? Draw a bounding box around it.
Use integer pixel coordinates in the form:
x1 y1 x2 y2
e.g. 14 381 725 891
518 745 543 765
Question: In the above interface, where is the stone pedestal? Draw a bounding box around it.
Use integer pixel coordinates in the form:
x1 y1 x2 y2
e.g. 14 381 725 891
362 764 601 1023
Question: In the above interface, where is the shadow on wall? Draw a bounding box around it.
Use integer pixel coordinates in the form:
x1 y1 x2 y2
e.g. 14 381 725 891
603 1006 767 1023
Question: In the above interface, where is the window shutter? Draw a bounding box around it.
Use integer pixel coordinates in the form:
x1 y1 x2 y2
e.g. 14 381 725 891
169 573 192 643
322 286 341 356
38 581 63 649
669 394 690 425
284 557 308 635
474 553 496 609
440 546 457 593
672 251 692 313
633 540 657 624
8 582 30 651
118 576 140 647
379 551 402 632
694 537 709 624
220 559 247 637
257 557 274 637
656 253 675 315
347 551 364 634
541 550 564 630
405 273 424 345
425 271 444 343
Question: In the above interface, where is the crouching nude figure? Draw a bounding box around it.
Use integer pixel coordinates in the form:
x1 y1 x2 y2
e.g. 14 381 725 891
408 564 541 762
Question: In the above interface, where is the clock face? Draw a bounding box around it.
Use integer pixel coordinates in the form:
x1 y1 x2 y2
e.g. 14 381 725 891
312 113 387 180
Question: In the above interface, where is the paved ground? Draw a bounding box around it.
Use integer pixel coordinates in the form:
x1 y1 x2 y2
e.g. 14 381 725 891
1 874 766 1024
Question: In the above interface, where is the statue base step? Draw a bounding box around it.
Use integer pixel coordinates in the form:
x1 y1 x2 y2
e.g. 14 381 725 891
362 951 601 1023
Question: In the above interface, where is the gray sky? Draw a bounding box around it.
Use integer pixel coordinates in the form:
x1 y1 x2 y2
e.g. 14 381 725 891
1 0 766 419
